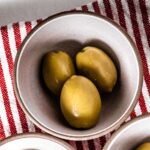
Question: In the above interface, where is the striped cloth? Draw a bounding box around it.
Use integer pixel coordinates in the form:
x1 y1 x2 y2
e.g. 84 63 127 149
0 0 150 149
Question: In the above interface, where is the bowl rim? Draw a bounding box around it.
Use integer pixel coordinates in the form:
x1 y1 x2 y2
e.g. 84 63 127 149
103 114 150 150
14 11 143 140
0 132 75 150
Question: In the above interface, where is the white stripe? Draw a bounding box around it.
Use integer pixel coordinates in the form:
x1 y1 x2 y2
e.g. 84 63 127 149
87 2 94 12
121 1 146 117
126 116 131 122
136 0 150 73
93 138 101 150
75 6 82 10
19 22 27 41
98 0 106 16
145 0 150 20
18 22 36 132
121 0 135 39
110 0 139 118
26 116 35 132
0 30 23 133
7 24 17 62
142 80 150 112
105 133 111 142
117 0 150 117
8 22 35 132
31 20 38 29
9 23 35 133
82 141 89 150
109 0 119 23
134 101 142 116
123 0 150 79
0 89 11 137
130 80 150 117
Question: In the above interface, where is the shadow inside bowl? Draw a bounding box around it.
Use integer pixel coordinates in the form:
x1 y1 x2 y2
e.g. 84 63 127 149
132 137 150 150
37 38 121 130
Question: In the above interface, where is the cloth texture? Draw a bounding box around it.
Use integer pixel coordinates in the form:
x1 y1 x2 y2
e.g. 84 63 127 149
0 0 150 149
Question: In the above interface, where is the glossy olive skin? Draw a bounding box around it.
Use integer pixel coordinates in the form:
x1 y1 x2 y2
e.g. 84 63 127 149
76 46 117 92
42 51 75 95
60 75 101 129
136 143 150 150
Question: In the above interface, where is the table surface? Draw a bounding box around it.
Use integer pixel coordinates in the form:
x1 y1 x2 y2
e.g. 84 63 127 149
0 0 95 26
0 0 150 150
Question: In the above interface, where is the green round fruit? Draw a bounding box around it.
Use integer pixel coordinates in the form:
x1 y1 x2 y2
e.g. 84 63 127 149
60 75 101 129
76 46 117 92
42 51 75 95
136 143 150 150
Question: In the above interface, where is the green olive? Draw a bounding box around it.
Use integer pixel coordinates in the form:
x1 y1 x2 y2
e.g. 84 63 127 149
136 143 150 150
76 46 117 92
60 75 101 129
42 51 75 95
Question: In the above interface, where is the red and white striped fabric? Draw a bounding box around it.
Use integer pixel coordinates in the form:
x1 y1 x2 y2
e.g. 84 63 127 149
0 0 150 149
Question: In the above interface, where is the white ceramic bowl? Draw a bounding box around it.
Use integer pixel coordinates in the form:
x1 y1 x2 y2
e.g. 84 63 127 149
104 114 150 150
14 11 142 140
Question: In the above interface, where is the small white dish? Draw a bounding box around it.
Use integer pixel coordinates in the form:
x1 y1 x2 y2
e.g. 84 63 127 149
103 114 150 150
0 133 74 150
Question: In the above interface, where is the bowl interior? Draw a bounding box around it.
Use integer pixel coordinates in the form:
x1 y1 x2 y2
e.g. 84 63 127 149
103 115 150 150
15 12 142 140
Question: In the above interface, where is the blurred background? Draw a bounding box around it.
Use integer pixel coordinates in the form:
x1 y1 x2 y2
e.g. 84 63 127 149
0 0 95 26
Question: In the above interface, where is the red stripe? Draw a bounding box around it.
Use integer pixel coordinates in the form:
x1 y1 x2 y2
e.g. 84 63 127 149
0 62 17 134
139 0 150 48
115 0 127 30
16 100 29 133
99 136 106 149
130 110 137 119
103 0 113 19
12 23 30 133
88 140 96 150
76 141 83 150
81 5 88 12
70 9 76 12
1 26 14 75
25 22 32 34
13 23 22 50
113 0 141 119
139 93 148 114
37 19 43 24
34 125 42 132
0 117 5 140
92 1 101 14
1 25 29 133
127 0 150 96
1 26 20 135
67 141 77 149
